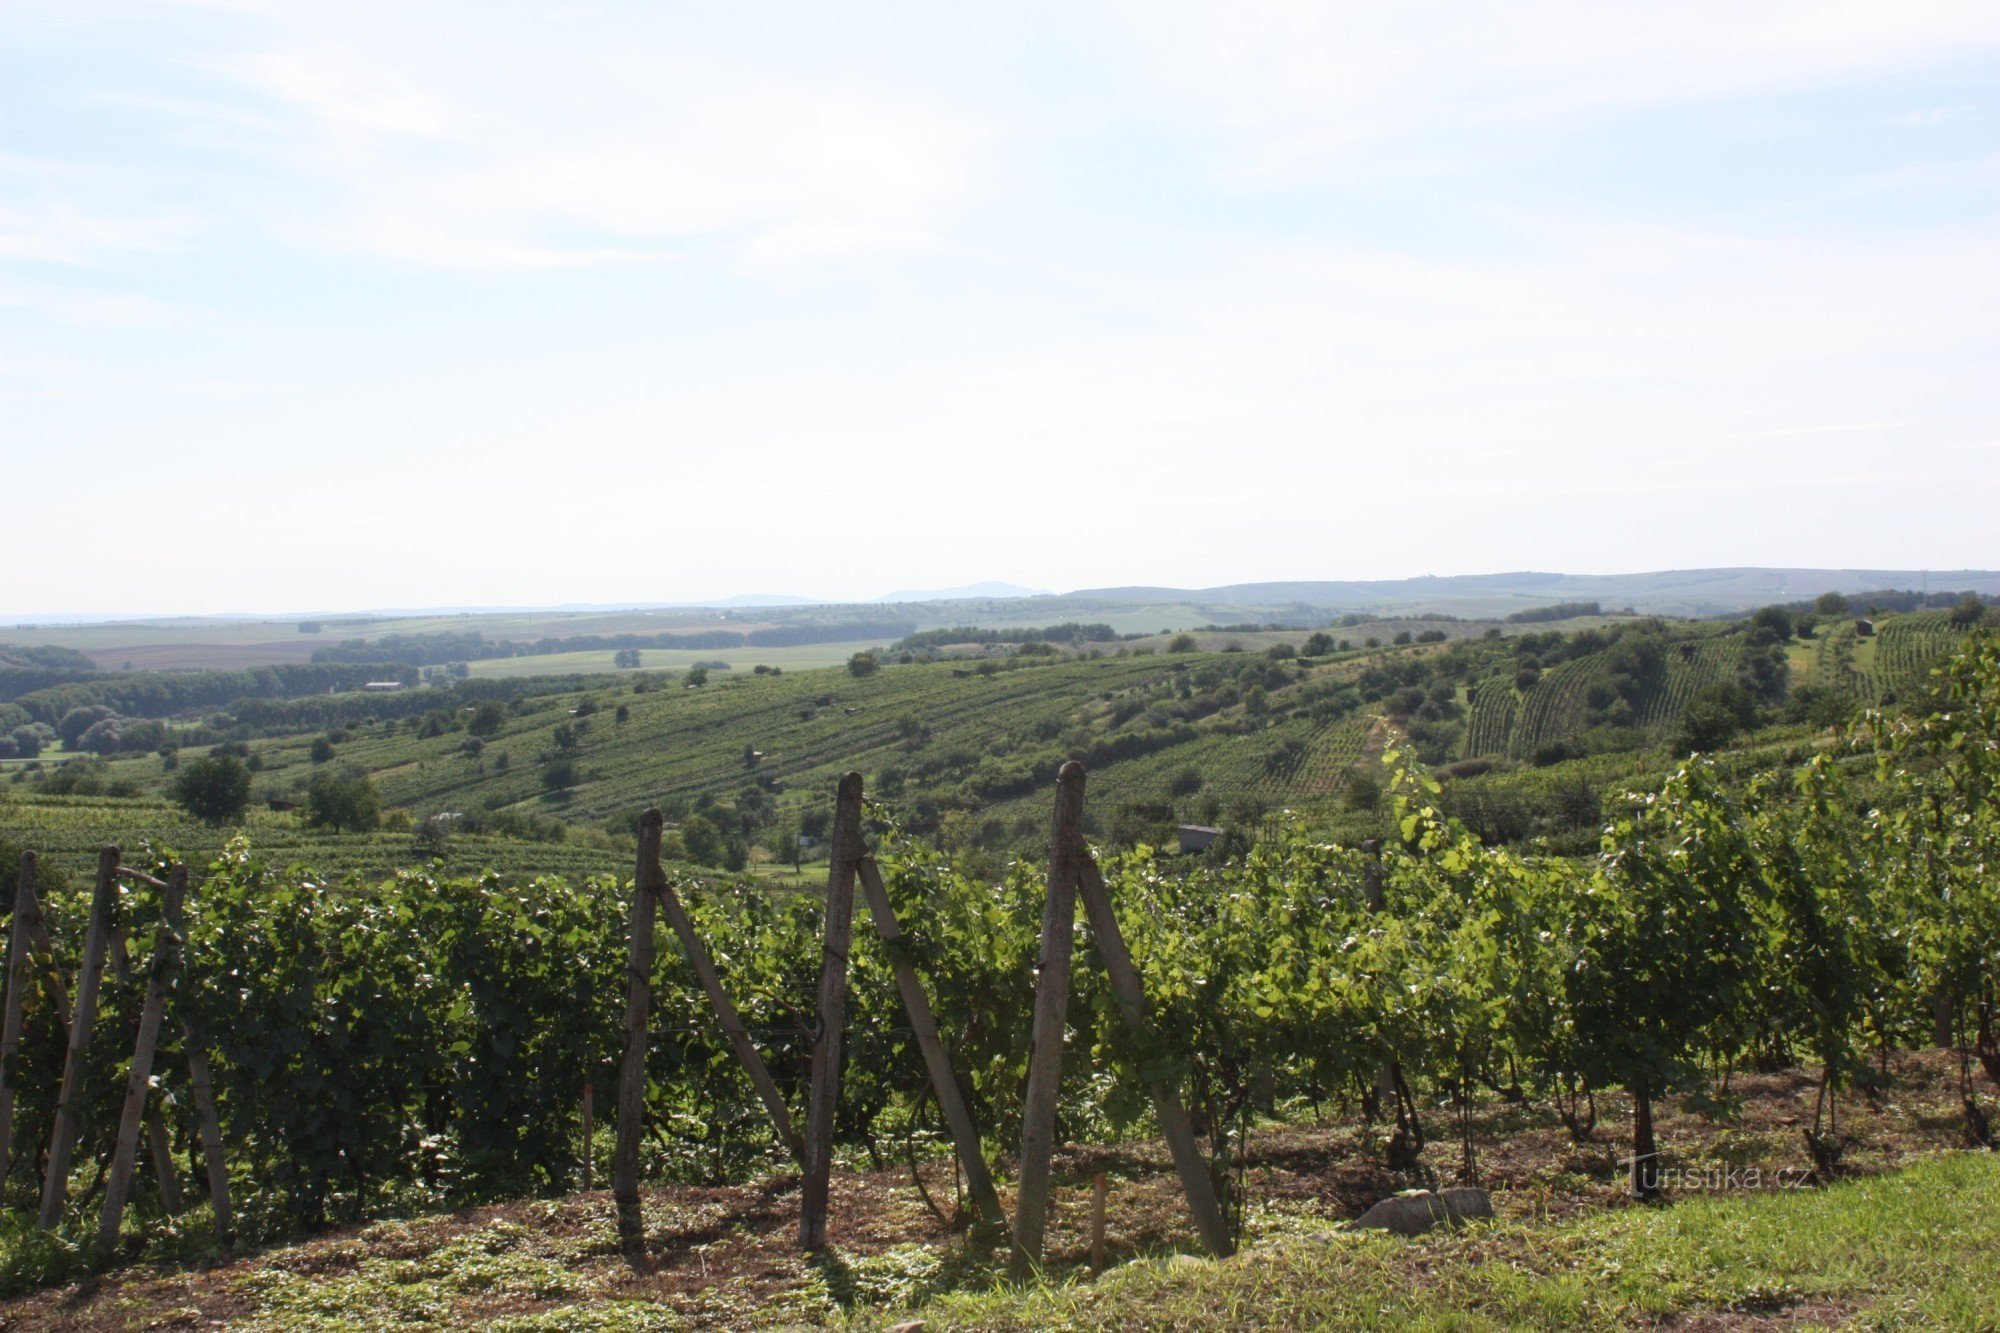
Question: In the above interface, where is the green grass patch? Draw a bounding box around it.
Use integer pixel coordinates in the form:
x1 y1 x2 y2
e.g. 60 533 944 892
882 1152 2000 1330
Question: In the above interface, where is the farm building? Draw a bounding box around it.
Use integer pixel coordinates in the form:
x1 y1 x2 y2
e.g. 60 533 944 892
1177 825 1223 854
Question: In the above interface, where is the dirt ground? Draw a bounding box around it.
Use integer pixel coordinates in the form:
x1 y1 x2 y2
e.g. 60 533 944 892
0 1050 1982 1331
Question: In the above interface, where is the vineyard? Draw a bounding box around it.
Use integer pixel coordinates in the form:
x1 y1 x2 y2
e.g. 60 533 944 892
1461 673 1517 757
0 633 1994 1330
1634 633 1739 727
0 793 632 890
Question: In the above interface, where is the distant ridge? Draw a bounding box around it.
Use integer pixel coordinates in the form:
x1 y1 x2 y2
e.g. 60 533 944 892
1062 569 2000 616
8 569 1994 629
874 581 1055 604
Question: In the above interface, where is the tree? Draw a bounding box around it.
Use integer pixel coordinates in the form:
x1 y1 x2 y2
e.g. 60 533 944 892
684 666 709 688
57 705 115 749
1167 634 1198 654
1814 591 1850 616
1303 631 1335 656
1750 606 1794 641
846 652 879 678
1675 682 1756 754
679 814 725 867
613 648 643 669
1951 594 1988 629
310 736 337 764
305 772 381 833
467 701 507 737
171 755 252 823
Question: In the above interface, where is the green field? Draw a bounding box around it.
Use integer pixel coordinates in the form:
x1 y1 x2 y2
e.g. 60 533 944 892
462 640 888 678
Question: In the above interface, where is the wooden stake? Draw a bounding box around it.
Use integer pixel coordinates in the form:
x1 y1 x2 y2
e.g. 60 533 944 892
40 845 119 1230
645 820 802 1164
1090 1172 1108 1272
146 1113 183 1217
1361 839 1396 1115
183 1035 231 1244
581 1081 594 1191
856 854 1007 1233
0 850 40 1185
98 865 188 1251
1012 760 1085 1275
613 816 662 1261
1077 856 1235 1257
799 771 863 1251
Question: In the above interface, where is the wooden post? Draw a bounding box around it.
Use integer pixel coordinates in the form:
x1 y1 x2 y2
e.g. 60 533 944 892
40 845 119 1230
1090 1172 1108 1272
799 771 863 1251
1076 856 1236 1257
1361 838 1396 1116
581 1081 594 1191
182 1034 231 1244
645 817 802 1164
0 850 40 1185
1012 760 1085 1275
856 855 1007 1233
146 1114 184 1217
1360 838 1385 911
613 816 662 1260
97 866 188 1251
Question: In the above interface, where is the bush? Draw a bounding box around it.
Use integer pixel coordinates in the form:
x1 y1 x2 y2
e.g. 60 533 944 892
310 736 337 764
846 652 879 678
172 755 253 823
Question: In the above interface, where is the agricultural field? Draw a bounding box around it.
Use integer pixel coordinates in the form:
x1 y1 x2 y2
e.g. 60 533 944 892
462 640 887 679
8 608 1989 883
0 791 632 888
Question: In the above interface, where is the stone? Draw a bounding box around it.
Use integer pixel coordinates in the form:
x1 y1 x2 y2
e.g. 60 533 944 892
1348 1186 1492 1236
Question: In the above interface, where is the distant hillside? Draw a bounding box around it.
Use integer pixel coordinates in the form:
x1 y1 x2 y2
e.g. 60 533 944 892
874 581 1055 603
1065 569 2000 617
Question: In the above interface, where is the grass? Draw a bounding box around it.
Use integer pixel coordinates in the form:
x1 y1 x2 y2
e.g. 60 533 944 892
2 1051 1988 1330
883 1152 2000 1330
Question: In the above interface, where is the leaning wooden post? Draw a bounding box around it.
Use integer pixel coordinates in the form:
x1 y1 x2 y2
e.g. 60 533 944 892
645 818 803 1164
39 845 119 1230
146 1114 184 1217
182 1032 231 1244
855 854 1007 1233
798 771 863 1251
1077 855 1235 1257
613 815 663 1260
1012 760 1086 1276
0 850 41 1185
98 865 188 1251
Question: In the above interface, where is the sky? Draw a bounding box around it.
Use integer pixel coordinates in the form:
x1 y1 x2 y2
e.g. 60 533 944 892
3 1 1997 615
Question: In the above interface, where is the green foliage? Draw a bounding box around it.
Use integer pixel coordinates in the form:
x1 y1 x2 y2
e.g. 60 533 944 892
305 772 381 833
171 754 253 823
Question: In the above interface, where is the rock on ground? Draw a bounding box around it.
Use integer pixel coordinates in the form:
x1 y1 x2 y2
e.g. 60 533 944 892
1347 1186 1493 1237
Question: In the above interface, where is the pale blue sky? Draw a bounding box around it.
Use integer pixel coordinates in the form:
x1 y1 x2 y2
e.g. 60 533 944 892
4 1 1996 614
